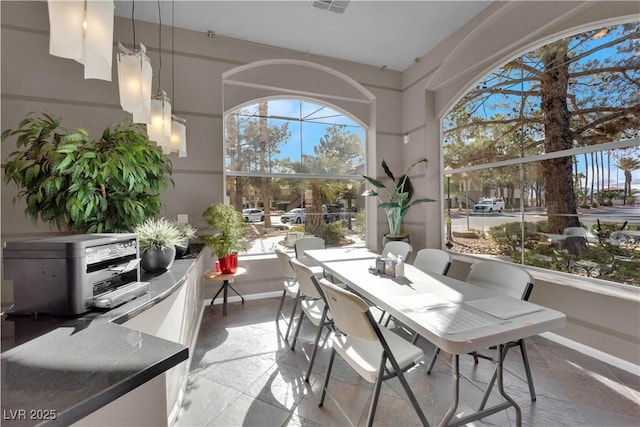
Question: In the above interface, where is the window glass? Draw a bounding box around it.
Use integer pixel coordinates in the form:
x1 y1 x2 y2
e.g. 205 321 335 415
443 23 640 287
225 100 367 254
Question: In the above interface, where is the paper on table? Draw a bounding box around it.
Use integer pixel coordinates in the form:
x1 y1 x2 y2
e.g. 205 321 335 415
395 293 454 312
466 295 543 320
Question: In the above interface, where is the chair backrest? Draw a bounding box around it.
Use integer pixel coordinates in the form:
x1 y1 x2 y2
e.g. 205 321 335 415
290 257 323 299
319 279 378 341
381 241 413 260
294 237 326 259
466 260 533 301
275 248 296 280
413 248 451 275
562 227 586 236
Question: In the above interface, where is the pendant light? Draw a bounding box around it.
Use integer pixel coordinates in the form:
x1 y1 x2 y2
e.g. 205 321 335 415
117 1 152 123
147 0 172 151
149 90 172 152
170 0 187 157
171 116 187 157
47 0 114 81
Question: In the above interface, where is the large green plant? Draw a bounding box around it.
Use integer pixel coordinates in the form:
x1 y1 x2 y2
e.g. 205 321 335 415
362 158 434 236
202 204 248 257
2 113 173 232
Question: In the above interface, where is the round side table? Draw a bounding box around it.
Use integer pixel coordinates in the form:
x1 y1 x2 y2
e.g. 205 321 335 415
203 267 247 316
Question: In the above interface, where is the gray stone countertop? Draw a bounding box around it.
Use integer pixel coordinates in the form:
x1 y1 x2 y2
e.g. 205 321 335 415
1 250 203 426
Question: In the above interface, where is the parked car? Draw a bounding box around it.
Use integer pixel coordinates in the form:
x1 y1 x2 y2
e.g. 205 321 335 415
473 198 505 213
281 208 306 224
242 208 264 222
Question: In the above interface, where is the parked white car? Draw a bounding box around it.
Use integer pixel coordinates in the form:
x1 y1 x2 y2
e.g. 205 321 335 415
242 209 264 222
281 208 306 224
473 198 505 213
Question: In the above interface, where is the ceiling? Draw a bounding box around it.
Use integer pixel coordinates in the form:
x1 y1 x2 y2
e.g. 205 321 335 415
113 1 491 71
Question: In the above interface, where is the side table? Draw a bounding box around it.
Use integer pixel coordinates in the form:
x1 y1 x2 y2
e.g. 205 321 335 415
203 267 247 315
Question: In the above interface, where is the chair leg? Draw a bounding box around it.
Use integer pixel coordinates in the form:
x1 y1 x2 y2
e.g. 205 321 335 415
378 310 387 324
284 293 300 341
366 358 386 427
426 347 440 374
411 331 419 345
275 289 286 321
396 368 429 427
384 314 392 327
319 348 336 407
290 306 306 351
518 339 537 401
305 309 328 382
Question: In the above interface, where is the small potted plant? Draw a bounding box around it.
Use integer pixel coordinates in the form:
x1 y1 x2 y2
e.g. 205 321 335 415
362 158 435 243
202 204 248 274
134 217 183 272
174 221 197 258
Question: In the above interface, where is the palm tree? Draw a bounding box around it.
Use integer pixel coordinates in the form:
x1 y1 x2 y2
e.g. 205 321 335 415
616 157 640 199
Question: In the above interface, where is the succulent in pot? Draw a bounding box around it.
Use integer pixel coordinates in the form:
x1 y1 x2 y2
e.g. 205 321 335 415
174 221 197 258
134 217 183 272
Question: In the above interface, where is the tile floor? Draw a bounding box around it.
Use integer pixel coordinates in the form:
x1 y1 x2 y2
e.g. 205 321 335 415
175 297 639 427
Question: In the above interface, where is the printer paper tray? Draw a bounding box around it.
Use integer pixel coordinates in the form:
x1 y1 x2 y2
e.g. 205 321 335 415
94 281 150 309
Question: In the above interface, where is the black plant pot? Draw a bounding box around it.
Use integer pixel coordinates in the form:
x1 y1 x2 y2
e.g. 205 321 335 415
382 233 410 247
141 247 176 273
175 243 189 258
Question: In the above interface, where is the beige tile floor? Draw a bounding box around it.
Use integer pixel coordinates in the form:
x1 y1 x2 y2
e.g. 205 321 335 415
175 297 639 427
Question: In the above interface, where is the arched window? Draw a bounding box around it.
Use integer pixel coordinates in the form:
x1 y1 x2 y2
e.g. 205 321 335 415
225 98 367 253
442 22 640 287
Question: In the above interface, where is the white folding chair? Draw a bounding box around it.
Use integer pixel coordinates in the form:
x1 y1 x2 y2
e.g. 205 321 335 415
381 240 413 262
318 279 428 427
274 248 300 340
377 241 413 324
413 248 452 276
426 260 536 410
294 236 326 277
289 258 333 382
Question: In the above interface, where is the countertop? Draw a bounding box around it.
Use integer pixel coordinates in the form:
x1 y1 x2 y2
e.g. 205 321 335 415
1 251 202 426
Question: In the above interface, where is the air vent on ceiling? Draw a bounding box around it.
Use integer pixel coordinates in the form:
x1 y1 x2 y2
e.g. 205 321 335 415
311 0 350 14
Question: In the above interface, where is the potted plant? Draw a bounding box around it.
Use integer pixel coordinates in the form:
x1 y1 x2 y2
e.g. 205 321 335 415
134 217 183 272
362 158 434 242
2 113 173 233
174 221 197 258
202 204 248 274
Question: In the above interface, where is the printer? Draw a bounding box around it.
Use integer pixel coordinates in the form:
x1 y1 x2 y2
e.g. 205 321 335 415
3 233 149 315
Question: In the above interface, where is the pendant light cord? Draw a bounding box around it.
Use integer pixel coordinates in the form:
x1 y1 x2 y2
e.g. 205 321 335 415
131 0 136 47
172 0 175 107
156 0 162 94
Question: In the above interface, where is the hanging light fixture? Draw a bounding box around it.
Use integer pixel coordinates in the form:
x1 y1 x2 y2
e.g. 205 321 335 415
147 0 172 151
170 0 187 157
117 1 152 123
171 115 187 157
47 0 114 81
149 90 172 152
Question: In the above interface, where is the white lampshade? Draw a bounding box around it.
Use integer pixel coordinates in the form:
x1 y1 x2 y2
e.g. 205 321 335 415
117 43 152 123
171 116 187 158
148 91 172 149
47 0 114 81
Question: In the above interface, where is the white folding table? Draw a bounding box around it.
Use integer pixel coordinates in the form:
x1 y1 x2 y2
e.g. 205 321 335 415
305 251 566 427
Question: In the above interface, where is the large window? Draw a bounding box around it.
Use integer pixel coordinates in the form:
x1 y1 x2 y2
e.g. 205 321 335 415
442 23 640 287
225 99 367 254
